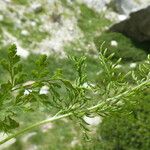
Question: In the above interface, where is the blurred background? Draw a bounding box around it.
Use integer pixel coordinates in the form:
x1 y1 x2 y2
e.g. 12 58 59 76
0 0 150 150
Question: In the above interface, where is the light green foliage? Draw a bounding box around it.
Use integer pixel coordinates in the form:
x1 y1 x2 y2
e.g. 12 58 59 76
12 0 29 5
0 15 14 28
0 46 21 132
0 44 149 146
78 4 111 41
98 90 150 150
94 32 147 61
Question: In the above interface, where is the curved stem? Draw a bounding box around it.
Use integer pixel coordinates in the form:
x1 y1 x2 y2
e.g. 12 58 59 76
0 113 72 145
0 79 150 145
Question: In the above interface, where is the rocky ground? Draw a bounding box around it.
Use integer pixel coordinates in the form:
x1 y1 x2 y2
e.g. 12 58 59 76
0 0 128 58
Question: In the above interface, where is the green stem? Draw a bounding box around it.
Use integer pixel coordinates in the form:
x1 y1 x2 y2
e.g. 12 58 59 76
0 79 150 145
0 112 72 145
88 79 150 111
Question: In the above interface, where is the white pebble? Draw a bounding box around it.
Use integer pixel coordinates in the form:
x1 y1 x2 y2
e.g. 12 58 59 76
31 3 42 11
111 40 118 47
30 21 36 26
83 116 101 126
21 132 37 143
82 82 95 89
0 15 4 21
130 63 137 68
70 137 79 147
16 47 29 58
24 89 32 95
21 30 29 36
39 86 49 95
118 15 127 21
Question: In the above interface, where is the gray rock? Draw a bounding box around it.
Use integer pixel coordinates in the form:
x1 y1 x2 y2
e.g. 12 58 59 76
114 0 150 15
114 0 138 14
110 6 150 42
31 3 43 13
